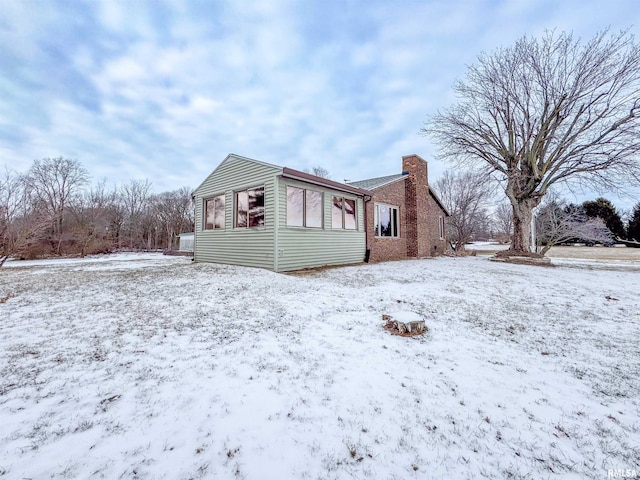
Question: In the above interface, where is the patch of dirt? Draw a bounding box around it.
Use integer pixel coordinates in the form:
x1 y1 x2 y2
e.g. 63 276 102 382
494 250 545 259
490 255 554 266
383 318 428 337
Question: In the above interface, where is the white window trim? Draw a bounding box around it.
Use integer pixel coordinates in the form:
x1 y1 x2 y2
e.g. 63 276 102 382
439 215 445 240
374 203 400 238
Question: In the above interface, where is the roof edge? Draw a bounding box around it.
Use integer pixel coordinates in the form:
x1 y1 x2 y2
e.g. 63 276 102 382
359 174 408 190
193 153 283 194
429 188 450 216
282 167 372 196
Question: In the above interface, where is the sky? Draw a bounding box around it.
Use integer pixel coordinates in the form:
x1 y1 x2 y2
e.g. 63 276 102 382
1 0 640 210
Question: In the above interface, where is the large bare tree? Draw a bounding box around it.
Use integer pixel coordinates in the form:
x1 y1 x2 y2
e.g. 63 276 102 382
424 29 640 255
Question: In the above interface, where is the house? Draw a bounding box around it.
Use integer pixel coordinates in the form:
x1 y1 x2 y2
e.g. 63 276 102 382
193 154 370 272
192 153 448 272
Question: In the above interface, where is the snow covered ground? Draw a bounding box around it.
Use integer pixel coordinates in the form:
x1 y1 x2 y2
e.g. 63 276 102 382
1 253 638 479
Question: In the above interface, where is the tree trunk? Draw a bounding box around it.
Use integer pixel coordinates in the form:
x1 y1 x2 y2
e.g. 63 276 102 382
509 197 540 254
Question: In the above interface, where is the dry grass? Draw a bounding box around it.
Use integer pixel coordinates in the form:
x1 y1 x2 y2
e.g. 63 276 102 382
545 245 640 261
473 244 640 261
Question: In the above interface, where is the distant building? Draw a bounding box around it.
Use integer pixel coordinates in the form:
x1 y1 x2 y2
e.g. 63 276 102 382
178 232 194 253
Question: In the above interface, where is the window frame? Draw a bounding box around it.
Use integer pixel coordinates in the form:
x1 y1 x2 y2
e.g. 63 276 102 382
374 203 400 238
439 215 445 240
203 194 226 230
286 185 324 229
235 185 265 229
331 195 358 231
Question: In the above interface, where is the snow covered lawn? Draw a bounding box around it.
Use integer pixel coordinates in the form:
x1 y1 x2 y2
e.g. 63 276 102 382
1 253 638 479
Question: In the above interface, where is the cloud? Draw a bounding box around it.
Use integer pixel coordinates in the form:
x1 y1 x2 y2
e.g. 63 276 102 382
1 0 639 209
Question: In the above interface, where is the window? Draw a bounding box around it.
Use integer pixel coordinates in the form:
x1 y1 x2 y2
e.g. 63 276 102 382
306 190 323 228
204 195 225 230
374 204 399 237
287 187 304 227
332 196 357 230
332 196 343 229
439 215 445 240
236 187 265 228
287 186 323 228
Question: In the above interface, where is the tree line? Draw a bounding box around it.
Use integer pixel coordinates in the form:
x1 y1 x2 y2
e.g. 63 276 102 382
1 157 194 265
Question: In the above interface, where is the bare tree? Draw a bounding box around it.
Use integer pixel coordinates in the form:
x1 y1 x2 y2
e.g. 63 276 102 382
0 169 25 265
494 201 513 241
120 179 152 249
68 180 116 256
25 157 89 254
424 29 640 255
304 166 331 179
436 170 495 251
0 169 51 264
535 196 611 255
152 187 194 250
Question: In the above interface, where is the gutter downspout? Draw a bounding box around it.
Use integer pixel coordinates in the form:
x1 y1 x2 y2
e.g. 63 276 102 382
191 193 196 262
363 194 372 262
274 175 280 272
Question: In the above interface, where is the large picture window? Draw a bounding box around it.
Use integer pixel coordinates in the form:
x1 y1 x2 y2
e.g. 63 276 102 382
374 204 399 237
236 186 265 228
287 186 323 228
204 195 225 230
332 196 357 230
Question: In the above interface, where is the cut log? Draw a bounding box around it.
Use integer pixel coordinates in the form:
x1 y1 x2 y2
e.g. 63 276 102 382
383 312 427 336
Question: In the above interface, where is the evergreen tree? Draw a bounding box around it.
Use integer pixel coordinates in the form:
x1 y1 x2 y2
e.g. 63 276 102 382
582 198 626 239
628 202 640 241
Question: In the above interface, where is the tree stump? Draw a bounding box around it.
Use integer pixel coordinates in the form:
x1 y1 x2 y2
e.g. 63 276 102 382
383 312 427 336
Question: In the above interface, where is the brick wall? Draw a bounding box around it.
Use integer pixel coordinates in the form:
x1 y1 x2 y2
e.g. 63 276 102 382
366 154 448 263
365 178 408 263
426 192 448 255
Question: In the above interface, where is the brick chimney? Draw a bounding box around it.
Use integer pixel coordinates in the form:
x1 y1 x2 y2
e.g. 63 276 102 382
402 154 430 257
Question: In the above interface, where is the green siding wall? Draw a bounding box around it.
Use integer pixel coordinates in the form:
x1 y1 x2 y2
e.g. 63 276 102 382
276 178 366 272
194 155 367 272
194 155 281 270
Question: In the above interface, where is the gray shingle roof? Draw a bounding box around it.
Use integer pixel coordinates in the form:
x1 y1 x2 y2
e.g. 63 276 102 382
347 173 407 190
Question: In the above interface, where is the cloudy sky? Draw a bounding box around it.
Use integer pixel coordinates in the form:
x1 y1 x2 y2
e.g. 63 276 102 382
1 0 639 209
